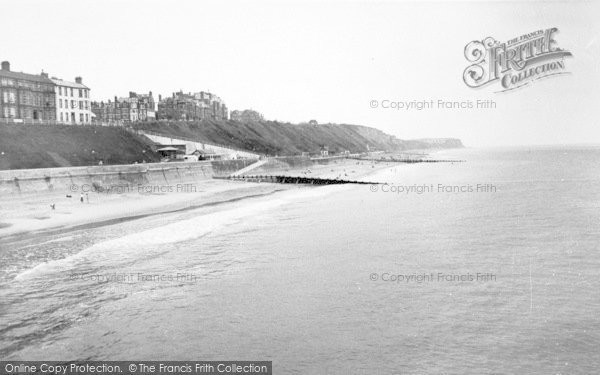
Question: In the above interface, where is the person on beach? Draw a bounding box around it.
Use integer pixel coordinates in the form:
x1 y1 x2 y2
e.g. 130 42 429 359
85 193 89 203
80 193 84 203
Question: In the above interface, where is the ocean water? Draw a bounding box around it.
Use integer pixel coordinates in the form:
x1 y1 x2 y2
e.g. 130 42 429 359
1 146 599 374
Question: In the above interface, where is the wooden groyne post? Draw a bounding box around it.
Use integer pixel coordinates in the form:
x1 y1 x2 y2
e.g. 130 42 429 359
213 175 380 185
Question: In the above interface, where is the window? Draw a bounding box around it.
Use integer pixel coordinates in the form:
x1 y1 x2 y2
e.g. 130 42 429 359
80 113 84 123
70 88 73 97
59 87 62 95
59 99 63 108
85 114 89 122
60 113 63 121
79 89 82 98
79 101 83 110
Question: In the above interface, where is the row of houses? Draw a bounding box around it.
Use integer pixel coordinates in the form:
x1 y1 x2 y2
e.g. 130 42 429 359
91 92 156 123
91 90 231 123
0 61 238 125
0 61 93 124
156 91 228 121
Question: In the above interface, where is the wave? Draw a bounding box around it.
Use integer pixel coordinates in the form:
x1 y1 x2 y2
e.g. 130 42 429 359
14 184 348 281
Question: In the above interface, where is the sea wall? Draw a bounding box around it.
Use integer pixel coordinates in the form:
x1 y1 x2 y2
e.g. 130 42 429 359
0 159 256 195
0 156 357 195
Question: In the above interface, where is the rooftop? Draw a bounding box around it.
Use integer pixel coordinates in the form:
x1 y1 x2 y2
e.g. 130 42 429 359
50 78 89 89
0 69 54 85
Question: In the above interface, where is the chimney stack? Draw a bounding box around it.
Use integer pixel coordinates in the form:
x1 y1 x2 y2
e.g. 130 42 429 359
41 71 49 78
1 61 10 71
75 77 82 84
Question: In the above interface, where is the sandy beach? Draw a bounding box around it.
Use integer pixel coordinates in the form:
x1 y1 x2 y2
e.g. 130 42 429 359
0 158 397 240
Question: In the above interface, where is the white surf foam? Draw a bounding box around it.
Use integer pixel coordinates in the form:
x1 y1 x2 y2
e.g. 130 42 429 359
15 184 351 281
15 197 286 280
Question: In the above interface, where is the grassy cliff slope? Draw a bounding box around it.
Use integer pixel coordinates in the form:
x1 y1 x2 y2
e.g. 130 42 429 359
132 120 463 155
0 124 159 170
0 120 463 170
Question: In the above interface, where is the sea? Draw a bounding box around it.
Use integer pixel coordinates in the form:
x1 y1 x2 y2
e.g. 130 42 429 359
1 146 599 374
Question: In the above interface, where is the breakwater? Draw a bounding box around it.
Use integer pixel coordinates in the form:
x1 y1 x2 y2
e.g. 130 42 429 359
0 156 377 195
350 157 465 163
215 175 379 185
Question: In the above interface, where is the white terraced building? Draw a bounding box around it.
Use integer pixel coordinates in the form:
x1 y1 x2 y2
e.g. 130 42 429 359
51 76 93 124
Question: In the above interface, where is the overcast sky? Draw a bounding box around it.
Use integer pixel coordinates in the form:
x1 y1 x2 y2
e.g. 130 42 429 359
3 0 599 146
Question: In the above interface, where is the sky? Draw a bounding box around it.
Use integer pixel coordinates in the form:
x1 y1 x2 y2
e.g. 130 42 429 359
3 0 599 147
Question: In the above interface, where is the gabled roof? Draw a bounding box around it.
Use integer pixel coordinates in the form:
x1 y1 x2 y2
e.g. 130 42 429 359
0 70 54 84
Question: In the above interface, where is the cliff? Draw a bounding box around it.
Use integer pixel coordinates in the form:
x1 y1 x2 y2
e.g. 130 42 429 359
0 121 464 170
132 120 464 156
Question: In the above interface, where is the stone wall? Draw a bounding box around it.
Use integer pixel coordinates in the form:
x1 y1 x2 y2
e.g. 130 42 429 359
0 159 256 195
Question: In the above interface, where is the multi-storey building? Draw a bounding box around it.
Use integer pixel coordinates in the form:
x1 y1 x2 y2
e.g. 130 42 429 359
129 91 156 120
51 76 93 124
157 91 228 121
157 92 200 121
91 92 156 123
230 109 264 122
0 61 56 122
194 91 228 120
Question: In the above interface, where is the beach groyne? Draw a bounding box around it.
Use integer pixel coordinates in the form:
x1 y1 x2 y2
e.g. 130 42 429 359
215 175 378 185
0 159 256 195
0 156 378 195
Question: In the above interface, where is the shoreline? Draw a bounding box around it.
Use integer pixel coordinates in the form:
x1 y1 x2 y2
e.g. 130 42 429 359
0 158 398 240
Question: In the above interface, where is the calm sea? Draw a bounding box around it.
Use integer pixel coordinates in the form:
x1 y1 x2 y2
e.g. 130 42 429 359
1 146 599 374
